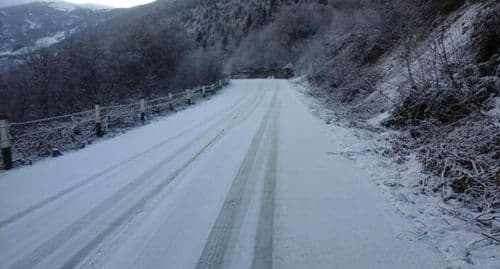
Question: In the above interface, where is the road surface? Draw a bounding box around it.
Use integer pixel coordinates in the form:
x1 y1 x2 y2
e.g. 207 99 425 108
0 79 445 268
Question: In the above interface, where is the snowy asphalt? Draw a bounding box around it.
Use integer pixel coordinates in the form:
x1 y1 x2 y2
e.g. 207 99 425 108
0 79 446 268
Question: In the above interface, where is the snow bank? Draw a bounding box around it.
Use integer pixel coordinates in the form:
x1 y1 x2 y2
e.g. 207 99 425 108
297 80 500 268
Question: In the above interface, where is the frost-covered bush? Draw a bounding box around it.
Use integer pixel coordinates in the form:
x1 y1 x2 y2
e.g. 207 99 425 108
380 3 500 225
303 0 500 234
385 72 499 127
391 115 500 211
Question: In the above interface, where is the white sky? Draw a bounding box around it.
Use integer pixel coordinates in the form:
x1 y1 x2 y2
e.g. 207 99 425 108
66 0 155 8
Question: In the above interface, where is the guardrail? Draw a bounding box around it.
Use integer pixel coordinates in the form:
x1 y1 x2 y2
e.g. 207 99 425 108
0 79 230 169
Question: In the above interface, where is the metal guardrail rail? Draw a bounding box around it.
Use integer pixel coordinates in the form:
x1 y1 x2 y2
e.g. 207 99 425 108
0 79 230 169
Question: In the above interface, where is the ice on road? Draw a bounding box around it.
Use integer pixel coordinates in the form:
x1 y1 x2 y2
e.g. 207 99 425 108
0 79 445 269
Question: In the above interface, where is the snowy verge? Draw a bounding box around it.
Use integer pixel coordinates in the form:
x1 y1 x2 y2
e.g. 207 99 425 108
292 78 499 269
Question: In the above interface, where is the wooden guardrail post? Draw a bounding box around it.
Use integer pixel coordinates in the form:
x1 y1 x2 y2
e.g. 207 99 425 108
202 86 206 98
186 89 192 105
140 99 146 121
0 115 12 169
95 104 103 137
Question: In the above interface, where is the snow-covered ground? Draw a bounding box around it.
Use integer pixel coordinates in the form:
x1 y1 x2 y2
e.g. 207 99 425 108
295 80 500 268
0 79 450 268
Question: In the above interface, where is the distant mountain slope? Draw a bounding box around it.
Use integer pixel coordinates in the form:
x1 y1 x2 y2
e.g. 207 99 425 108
0 0 112 9
0 0 288 62
0 0 40 8
0 2 112 54
0 1 116 70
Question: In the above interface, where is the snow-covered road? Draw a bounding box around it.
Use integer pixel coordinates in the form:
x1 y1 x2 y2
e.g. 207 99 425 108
0 79 446 269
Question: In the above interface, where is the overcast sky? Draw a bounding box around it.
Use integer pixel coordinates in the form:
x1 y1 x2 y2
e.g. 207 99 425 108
0 0 156 8
67 0 155 8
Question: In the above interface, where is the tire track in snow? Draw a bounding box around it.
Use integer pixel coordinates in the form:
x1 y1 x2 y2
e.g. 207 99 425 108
59 130 227 269
58 87 270 269
0 88 254 230
0 124 209 230
7 86 267 269
196 89 278 269
8 130 215 269
251 87 280 269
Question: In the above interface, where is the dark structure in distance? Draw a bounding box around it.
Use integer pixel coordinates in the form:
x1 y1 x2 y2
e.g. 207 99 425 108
232 67 294 79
